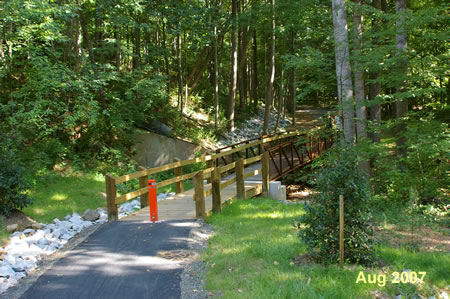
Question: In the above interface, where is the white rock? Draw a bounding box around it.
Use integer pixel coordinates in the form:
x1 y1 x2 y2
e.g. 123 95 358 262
61 234 72 240
441 292 448 299
59 221 73 230
7 242 29 257
23 229 35 235
9 235 23 245
9 232 21 239
0 265 15 278
23 260 36 274
51 230 61 239
69 214 84 226
0 276 18 293
15 272 26 280
2 255 16 266
11 260 25 272
23 244 43 257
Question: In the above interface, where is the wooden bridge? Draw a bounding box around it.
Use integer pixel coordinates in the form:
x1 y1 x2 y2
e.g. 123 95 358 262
105 131 333 221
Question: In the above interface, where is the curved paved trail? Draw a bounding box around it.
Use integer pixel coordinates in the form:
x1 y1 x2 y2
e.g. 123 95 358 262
9 106 328 299
20 220 196 299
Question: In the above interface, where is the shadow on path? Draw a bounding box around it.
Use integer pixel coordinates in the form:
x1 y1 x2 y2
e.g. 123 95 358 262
21 220 197 299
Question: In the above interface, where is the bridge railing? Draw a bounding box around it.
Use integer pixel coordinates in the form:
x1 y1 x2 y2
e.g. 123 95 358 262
105 130 304 220
192 152 271 220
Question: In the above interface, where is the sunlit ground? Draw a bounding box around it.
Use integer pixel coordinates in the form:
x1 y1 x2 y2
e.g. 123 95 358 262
23 172 106 223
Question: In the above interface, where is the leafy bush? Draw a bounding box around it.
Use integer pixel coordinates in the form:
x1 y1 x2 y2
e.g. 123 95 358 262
297 142 375 265
0 146 33 216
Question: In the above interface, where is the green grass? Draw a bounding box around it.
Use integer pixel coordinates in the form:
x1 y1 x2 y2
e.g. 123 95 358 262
0 170 195 245
23 172 107 223
203 198 449 299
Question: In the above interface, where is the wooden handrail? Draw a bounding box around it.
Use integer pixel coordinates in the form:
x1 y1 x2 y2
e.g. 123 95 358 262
114 131 300 185
106 129 320 220
243 167 262 179
244 154 263 165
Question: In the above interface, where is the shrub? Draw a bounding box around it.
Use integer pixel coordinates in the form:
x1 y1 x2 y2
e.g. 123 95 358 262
297 142 375 265
0 146 33 216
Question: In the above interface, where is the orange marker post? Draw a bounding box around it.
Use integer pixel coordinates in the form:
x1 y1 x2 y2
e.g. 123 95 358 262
148 179 158 222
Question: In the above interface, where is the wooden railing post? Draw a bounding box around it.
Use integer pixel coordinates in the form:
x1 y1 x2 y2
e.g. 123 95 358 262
236 158 245 199
261 152 270 197
212 168 222 213
206 153 213 183
193 171 206 220
173 158 184 193
138 166 149 208
105 174 118 221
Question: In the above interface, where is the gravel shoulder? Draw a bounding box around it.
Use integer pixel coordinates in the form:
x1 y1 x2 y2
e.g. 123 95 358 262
180 220 214 299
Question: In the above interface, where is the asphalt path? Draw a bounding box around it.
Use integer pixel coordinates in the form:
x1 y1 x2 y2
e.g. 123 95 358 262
20 219 197 299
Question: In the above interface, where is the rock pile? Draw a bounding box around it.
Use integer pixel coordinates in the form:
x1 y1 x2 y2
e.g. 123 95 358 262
0 191 175 294
216 107 292 147
0 210 106 293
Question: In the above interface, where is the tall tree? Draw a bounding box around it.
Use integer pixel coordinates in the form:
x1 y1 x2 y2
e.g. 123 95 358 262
263 0 275 135
288 30 296 125
352 0 367 142
214 25 219 130
395 0 408 159
177 32 183 113
252 30 258 113
228 0 238 130
368 0 384 143
332 0 355 142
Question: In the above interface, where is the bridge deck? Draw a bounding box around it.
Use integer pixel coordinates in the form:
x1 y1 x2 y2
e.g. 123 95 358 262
122 180 262 221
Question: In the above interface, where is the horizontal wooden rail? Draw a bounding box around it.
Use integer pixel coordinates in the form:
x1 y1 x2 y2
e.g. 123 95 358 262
243 168 262 179
244 154 263 165
218 162 236 174
220 177 237 189
155 172 197 188
116 186 148 204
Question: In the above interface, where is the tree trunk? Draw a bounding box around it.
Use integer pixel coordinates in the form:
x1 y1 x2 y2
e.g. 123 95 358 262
288 30 296 125
177 33 183 113
214 26 219 130
395 0 408 159
162 20 170 94
228 0 238 131
332 0 354 142
263 0 275 135
352 0 367 142
274 70 283 131
133 24 141 70
114 30 120 71
367 1 382 143
187 47 208 86
252 30 258 113
189 33 225 94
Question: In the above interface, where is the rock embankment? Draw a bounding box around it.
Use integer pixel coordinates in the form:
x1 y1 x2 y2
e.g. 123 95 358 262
216 108 291 147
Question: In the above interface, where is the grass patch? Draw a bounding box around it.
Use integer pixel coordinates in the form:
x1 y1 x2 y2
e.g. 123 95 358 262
0 222 10 246
203 198 449 298
22 172 106 223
